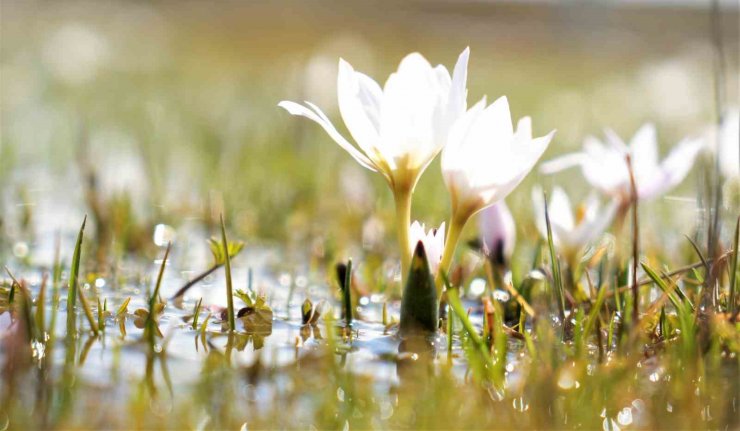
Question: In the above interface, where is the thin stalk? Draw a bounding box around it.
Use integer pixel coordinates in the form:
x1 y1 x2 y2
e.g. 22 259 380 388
394 189 413 288
49 233 62 343
343 258 353 327
170 264 220 300
543 192 566 322
447 303 454 361
625 154 640 325
730 216 739 318
220 215 236 332
147 242 171 347
435 212 467 296
35 273 48 336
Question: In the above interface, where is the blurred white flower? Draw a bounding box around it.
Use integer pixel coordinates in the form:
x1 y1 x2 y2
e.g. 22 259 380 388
43 24 109 85
540 124 703 202
478 201 516 266
279 48 469 193
409 221 445 275
532 186 617 259
717 108 739 180
442 96 554 219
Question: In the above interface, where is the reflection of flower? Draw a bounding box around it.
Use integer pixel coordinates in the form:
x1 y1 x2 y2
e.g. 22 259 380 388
532 186 617 261
409 221 445 275
478 201 516 267
541 124 703 202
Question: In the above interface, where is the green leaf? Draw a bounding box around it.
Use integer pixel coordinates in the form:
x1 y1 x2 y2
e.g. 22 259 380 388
237 296 273 332
66 216 86 334
207 237 245 267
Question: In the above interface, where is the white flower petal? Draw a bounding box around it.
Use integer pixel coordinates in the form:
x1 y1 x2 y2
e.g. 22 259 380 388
549 186 575 231
278 100 377 171
638 137 703 200
629 123 659 183
540 152 587 175
337 59 383 163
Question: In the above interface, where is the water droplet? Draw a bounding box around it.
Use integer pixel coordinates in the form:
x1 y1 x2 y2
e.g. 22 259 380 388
12 242 29 258
337 387 345 402
557 369 576 390
153 224 176 247
512 396 529 412
617 408 632 426
95 278 106 288
469 278 486 297
492 289 510 302
602 417 620 431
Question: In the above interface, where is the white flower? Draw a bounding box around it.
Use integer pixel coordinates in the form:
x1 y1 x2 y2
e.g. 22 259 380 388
409 221 445 275
716 108 739 180
478 201 516 266
442 96 554 219
279 48 469 192
540 124 703 202
532 186 617 258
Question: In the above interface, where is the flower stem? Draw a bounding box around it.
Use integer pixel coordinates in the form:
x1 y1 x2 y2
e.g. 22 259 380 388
394 188 413 288
435 211 468 296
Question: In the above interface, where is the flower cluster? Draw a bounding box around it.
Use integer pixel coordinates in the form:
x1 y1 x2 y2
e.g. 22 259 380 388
280 48 709 301
280 48 553 293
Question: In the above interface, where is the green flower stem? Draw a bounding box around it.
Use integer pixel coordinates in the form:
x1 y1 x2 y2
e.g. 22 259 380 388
435 211 469 297
394 188 413 288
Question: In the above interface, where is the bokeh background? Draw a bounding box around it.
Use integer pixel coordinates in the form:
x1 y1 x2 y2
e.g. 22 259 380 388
1 0 738 266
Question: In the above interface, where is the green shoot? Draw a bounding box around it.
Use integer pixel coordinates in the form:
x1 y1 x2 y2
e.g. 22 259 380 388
192 297 203 330
730 215 739 317
147 242 171 347
220 215 236 332
343 258 353 327
543 191 566 321
66 216 88 335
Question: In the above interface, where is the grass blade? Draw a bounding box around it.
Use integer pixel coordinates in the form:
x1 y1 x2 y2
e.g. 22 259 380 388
543 191 566 321
220 215 236 332
66 216 87 335
730 215 739 317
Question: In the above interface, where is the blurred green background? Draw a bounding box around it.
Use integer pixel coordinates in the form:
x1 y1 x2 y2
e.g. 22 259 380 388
1 0 738 259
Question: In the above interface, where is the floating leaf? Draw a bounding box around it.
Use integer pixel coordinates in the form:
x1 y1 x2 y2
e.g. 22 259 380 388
237 296 273 331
